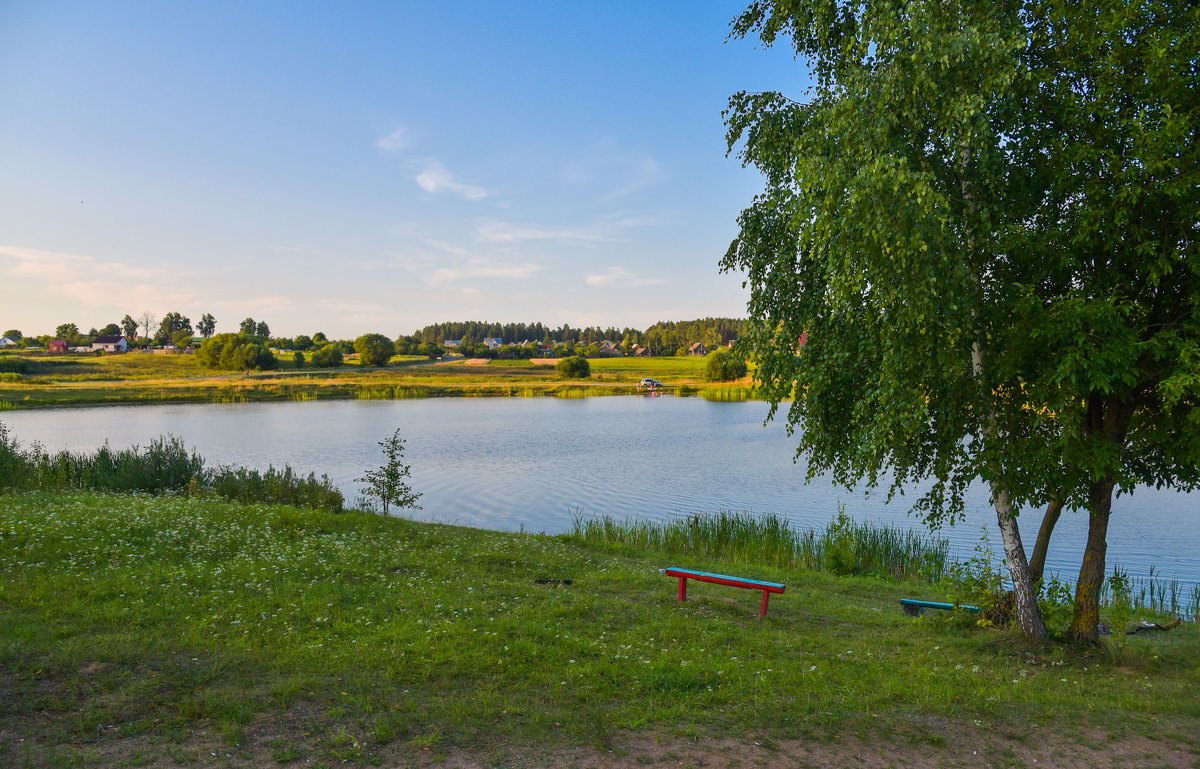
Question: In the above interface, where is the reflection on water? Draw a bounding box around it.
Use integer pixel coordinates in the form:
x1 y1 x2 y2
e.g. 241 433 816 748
3 397 1197 588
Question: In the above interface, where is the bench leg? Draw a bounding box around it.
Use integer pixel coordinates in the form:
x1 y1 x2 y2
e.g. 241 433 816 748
678 576 687 603
760 591 770 617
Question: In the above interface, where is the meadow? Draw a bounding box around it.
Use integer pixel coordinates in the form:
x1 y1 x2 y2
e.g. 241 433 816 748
0 352 728 409
2 491 1197 768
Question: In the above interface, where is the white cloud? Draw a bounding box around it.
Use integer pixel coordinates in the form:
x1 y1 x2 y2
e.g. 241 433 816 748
376 127 411 151
416 162 488 200
585 267 664 288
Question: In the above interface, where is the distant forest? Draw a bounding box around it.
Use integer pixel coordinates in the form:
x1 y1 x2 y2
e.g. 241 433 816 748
407 318 745 356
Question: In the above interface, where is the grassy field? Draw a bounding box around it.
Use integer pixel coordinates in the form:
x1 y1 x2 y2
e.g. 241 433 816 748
0 353 731 409
2 491 1197 768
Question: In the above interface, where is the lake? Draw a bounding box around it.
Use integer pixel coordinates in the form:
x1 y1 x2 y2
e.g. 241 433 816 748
2 397 1197 589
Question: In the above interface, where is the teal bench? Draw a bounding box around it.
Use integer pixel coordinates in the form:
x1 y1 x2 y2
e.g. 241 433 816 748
900 598 981 616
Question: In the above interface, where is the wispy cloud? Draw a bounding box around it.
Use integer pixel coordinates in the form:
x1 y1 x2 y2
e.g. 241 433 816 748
476 210 672 245
476 221 610 244
0 245 150 281
57 280 192 310
427 257 541 284
564 137 667 201
416 161 488 200
376 127 410 151
585 266 664 288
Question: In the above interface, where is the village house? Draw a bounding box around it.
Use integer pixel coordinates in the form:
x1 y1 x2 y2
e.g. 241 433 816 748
483 337 503 350
91 335 128 353
688 342 709 356
0 335 19 348
598 340 622 357
49 339 69 353
632 345 650 357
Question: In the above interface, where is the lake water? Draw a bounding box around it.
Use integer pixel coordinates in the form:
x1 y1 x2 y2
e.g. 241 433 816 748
2 397 1197 589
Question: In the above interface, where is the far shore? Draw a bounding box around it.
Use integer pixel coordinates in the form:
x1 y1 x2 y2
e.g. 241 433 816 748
0 353 758 410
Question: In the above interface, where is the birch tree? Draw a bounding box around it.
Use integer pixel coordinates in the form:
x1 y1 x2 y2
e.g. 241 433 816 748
723 0 1198 643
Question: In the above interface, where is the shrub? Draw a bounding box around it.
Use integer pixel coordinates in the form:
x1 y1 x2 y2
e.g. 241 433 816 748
310 344 343 368
354 334 396 367
197 333 277 372
556 356 590 379
704 347 748 382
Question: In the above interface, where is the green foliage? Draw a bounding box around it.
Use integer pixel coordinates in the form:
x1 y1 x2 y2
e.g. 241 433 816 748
55 322 80 342
207 464 343 513
197 313 216 338
555 355 590 379
292 350 305 369
355 428 421 515
820 507 858 576
2 329 21 340
941 531 1005 626
354 333 396 367
310 343 343 368
703 347 747 382
155 312 192 345
196 333 278 372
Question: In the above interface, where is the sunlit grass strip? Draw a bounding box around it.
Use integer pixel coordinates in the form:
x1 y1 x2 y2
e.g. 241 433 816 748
567 510 951 583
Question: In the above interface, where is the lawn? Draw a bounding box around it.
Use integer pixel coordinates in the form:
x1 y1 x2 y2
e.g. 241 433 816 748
2 491 1197 767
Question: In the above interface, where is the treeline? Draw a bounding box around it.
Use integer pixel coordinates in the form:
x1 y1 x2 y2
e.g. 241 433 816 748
406 317 744 356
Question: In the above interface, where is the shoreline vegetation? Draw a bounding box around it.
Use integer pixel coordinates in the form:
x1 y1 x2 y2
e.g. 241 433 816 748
0 352 753 410
2 433 1198 766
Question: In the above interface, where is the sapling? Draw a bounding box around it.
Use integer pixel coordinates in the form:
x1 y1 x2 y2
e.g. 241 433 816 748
356 428 422 515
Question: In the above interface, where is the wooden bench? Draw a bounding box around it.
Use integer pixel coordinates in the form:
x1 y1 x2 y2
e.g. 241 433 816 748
662 567 785 617
900 598 981 616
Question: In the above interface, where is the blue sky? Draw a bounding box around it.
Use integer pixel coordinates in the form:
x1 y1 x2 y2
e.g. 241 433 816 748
0 1 809 339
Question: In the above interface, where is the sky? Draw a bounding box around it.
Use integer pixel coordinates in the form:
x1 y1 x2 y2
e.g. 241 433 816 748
0 1 810 340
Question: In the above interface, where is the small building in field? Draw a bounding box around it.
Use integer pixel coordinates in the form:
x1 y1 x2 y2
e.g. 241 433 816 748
49 339 69 353
483 337 503 350
0 336 19 348
688 342 709 356
632 345 650 357
91 335 128 353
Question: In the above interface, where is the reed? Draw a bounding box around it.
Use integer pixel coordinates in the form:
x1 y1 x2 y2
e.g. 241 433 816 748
567 509 950 583
1099 565 1199 620
700 386 753 402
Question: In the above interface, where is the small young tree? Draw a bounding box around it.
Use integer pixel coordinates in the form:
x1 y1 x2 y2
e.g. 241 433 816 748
356 429 422 515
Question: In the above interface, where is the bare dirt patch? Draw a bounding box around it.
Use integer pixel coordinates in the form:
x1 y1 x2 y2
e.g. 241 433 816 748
7 720 1196 769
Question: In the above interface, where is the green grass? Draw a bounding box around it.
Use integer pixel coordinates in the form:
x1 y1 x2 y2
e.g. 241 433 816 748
2 491 1197 766
0 353 743 409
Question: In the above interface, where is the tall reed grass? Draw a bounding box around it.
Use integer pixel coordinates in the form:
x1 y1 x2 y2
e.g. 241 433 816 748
567 508 951 583
1100 565 1200 621
0 422 343 512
